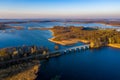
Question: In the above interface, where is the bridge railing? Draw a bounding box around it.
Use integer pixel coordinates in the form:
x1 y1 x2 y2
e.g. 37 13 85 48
50 44 90 53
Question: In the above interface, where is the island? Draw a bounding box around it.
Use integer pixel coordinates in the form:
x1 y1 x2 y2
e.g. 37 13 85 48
0 24 24 30
49 26 120 48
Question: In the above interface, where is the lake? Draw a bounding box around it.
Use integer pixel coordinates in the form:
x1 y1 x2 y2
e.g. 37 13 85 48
0 21 120 80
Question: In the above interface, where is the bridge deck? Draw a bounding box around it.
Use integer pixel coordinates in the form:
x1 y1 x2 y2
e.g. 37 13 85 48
51 44 90 53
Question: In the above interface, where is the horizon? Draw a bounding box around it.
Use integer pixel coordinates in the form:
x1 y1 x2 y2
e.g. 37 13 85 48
0 0 120 19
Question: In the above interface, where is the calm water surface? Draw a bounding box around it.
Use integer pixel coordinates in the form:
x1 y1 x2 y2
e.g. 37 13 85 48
0 22 120 80
37 47 120 80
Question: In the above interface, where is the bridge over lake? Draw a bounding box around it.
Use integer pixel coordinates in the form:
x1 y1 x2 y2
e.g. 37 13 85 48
0 44 90 67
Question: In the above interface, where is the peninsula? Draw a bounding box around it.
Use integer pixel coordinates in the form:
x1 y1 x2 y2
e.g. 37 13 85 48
49 26 120 48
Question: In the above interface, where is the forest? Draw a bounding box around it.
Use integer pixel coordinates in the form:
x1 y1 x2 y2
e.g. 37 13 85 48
0 45 49 64
51 26 120 48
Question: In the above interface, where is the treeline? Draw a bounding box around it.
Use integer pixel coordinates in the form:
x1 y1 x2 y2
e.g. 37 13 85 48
51 26 120 48
0 45 49 62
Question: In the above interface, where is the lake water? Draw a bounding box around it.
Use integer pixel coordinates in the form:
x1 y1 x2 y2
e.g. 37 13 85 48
37 47 120 80
0 21 120 80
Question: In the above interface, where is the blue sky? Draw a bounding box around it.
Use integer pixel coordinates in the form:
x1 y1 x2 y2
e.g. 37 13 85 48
0 0 120 19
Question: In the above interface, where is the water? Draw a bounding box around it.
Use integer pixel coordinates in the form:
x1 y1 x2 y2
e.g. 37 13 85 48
0 21 120 80
37 47 120 80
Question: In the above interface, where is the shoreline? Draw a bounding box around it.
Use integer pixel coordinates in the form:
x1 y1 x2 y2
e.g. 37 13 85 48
108 44 120 48
49 37 89 46
49 38 79 45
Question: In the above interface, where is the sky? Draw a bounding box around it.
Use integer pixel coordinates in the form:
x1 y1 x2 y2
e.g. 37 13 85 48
0 0 120 19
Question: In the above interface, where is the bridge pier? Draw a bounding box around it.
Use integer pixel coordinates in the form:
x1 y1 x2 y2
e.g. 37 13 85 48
50 44 90 55
64 50 67 54
62 44 90 54
68 49 72 53
77 48 81 52
74 48 77 52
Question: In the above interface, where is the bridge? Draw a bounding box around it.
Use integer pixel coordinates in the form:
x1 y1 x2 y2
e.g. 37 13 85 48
51 44 90 54
0 44 90 68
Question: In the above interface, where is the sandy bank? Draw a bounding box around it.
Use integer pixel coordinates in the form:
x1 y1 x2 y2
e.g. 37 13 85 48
108 44 120 48
49 38 79 45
